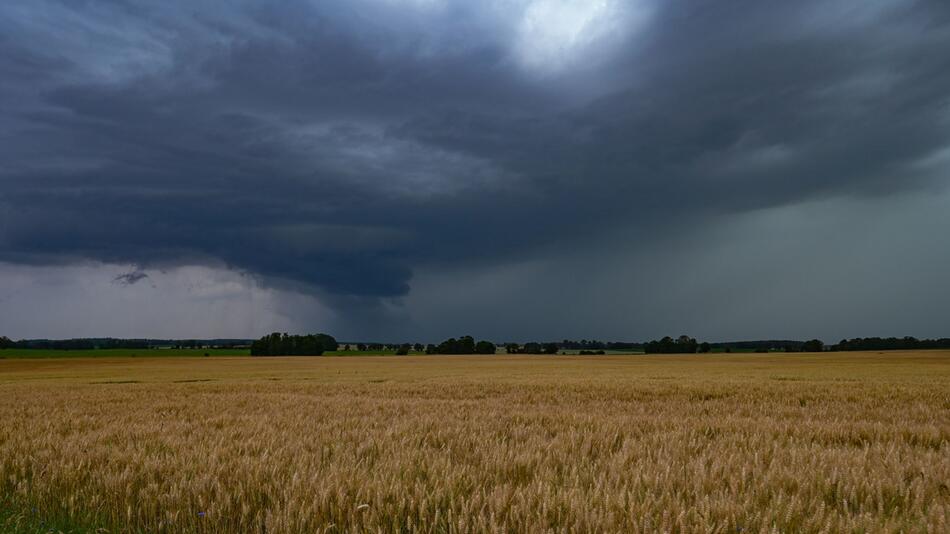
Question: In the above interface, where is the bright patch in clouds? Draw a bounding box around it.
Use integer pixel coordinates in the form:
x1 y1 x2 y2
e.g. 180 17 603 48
0 263 334 339
516 0 649 72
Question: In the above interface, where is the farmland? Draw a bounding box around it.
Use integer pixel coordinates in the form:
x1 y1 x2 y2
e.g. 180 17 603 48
0 348 427 359
1 352 947 533
0 348 250 359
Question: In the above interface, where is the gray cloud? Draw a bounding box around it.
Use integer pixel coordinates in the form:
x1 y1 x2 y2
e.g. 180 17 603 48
1 0 948 339
113 269 149 286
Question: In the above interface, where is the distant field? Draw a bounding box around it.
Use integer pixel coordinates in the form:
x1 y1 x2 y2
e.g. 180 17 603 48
0 348 423 358
1 352 947 532
556 349 644 355
0 348 787 359
325 349 425 356
0 347 250 358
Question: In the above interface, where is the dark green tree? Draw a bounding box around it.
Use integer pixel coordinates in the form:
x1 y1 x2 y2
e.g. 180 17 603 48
644 335 699 354
522 342 543 354
475 341 496 354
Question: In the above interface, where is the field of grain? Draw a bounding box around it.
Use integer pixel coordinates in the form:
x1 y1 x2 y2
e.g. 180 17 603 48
1 352 947 533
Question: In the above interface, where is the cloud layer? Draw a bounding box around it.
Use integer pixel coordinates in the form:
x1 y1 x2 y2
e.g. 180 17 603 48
1 0 948 340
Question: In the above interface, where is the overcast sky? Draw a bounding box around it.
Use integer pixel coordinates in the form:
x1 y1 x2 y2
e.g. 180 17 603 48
1 0 949 342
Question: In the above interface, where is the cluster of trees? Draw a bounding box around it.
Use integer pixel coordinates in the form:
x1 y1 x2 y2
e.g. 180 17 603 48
557 339 640 351
394 344 412 355
346 343 427 353
709 340 805 352
830 337 950 351
505 342 559 354
423 336 496 355
644 336 827 354
250 333 338 356
799 339 825 352
643 336 703 354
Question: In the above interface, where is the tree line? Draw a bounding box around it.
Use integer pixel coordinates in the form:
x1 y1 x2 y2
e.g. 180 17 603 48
643 336 827 353
5 334 950 356
708 340 807 352
504 342 559 354
422 336 497 355
643 336 701 354
558 339 640 351
830 337 950 351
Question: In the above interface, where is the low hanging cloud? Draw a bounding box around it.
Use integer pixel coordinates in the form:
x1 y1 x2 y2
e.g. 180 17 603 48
1 0 948 339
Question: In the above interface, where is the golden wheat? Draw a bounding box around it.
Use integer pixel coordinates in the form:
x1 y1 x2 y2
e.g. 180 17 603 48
0 352 947 533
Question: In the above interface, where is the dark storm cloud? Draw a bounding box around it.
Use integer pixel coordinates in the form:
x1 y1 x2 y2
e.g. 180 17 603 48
1 0 949 322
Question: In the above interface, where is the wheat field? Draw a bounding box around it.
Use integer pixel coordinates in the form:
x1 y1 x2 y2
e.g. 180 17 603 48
0 352 947 533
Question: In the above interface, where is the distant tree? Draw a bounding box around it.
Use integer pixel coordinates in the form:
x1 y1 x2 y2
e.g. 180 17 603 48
644 335 698 354
504 343 520 354
356 343 367 351
435 337 456 354
395 343 411 355
458 336 475 354
0 336 13 349
801 339 824 352
428 336 499 355
542 342 559 354
522 342 543 354
698 342 711 353
677 335 698 353
475 341 496 354
435 336 476 354
413 343 424 352
315 334 338 351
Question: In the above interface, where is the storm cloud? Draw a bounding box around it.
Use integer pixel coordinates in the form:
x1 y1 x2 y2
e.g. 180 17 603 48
1 0 949 340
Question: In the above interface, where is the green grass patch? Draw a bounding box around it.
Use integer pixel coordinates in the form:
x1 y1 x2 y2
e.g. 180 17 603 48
0 500 102 534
